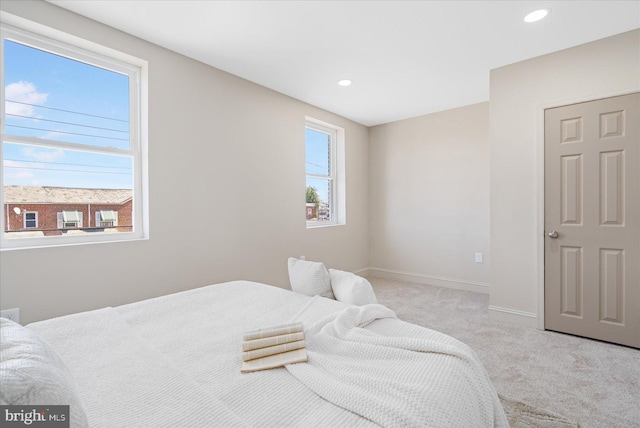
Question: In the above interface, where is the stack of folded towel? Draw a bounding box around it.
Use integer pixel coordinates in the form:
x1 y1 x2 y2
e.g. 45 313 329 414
241 322 307 373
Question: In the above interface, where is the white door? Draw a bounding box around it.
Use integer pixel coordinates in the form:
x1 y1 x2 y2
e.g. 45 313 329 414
544 93 639 348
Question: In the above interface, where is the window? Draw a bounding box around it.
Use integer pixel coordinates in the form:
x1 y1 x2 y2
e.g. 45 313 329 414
96 210 118 227
57 211 83 229
305 117 345 227
23 211 37 228
1 20 147 249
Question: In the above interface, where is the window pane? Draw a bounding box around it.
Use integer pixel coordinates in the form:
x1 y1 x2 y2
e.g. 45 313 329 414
3 142 132 188
305 128 330 176
25 213 36 228
306 177 332 223
3 142 133 239
3 40 130 150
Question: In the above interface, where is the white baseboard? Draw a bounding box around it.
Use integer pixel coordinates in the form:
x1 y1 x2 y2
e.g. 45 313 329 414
488 305 538 328
361 267 489 295
358 267 540 328
353 267 373 277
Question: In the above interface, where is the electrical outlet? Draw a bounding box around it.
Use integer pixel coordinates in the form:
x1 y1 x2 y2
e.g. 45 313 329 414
1 308 20 324
300 255 305 261
475 252 483 263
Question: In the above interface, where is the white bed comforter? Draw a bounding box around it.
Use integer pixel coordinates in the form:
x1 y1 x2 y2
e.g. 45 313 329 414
287 297 508 427
29 307 247 427
29 281 374 428
27 281 507 427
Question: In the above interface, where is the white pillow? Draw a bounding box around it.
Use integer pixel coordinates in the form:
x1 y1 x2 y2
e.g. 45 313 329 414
0 318 89 427
329 269 378 306
288 258 335 299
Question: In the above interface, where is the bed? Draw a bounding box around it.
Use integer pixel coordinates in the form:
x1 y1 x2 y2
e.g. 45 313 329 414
2 280 508 427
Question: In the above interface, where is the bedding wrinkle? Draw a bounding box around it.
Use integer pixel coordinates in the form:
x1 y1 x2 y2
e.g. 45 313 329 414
287 298 509 428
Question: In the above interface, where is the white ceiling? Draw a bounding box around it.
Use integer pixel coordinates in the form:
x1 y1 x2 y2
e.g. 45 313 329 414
48 1 640 126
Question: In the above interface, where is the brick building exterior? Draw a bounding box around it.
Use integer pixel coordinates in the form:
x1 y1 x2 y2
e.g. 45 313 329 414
4 186 132 237
306 203 317 220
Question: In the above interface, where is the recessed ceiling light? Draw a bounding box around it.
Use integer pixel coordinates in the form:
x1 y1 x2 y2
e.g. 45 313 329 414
524 9 549 23
337 79 352 87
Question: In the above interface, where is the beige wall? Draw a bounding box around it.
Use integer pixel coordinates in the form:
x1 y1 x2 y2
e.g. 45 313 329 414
490 29 640 325
368 103 490 292
0 1 370 324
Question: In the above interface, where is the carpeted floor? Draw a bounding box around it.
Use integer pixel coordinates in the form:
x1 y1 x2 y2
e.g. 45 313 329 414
368 277 640 428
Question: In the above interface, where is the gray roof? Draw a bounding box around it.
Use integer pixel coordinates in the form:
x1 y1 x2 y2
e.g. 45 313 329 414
4 186 132 204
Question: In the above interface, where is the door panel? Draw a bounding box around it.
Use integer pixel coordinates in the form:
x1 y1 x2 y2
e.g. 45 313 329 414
600 150 624 225
561 155 582 225
560 246 582 317
545 93 639 348
599 248 624 324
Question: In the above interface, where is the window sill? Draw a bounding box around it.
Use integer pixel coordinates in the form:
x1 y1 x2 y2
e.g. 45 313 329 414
0 235 148 251
306 222 344 229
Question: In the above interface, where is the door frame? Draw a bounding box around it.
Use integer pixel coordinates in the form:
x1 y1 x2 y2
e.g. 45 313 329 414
535 89 639 331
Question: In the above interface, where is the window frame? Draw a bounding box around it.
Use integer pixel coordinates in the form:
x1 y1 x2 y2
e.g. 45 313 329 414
305 117 346 228
0 18 149 250
23 211 37 229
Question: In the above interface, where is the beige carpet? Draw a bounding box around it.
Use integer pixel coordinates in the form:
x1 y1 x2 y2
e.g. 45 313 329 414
499 394 578 428
369 277 640 428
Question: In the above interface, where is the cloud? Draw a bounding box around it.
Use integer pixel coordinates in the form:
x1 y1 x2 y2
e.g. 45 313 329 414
21 147 64 162
5 81 49 116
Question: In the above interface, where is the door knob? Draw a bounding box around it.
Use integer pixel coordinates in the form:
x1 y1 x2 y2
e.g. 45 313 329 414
547 230 559 238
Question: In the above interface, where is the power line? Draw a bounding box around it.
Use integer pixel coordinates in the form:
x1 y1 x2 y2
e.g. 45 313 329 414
6 100 129 123
5 124 129 142
306 161 327 169
5 158 132 170
306 161 325 167
4 165 132 175
6 113 129 134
